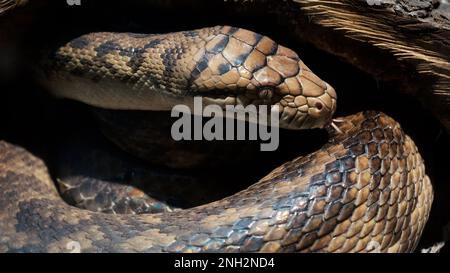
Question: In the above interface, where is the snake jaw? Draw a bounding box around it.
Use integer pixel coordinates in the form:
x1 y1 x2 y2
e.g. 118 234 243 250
273 81 337 130
258 52 337 130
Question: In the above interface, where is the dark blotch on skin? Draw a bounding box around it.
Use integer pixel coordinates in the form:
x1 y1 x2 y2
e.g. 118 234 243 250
144 39 161 49
191 53 210 80
69 37 89 49
253 33 263 44
125 49 146 72
218 63 231 75
232 52 250 66
91 42 122 80
207 36 229 54
197 60 208 72
160 47 182 87
95 41 121 58
183 30 199 38
190 68 201 79
118 48 136 58
227 27 239 35
193 55 210 78
122 39 162 73
267 43 279 56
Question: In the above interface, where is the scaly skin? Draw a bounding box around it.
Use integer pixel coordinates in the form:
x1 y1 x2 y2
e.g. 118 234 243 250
40 26 337 129
0 27 433 252
0 112 433 252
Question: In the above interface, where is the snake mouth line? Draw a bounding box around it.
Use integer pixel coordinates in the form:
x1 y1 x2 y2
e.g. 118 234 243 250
189 88 280 107
184 89 324 130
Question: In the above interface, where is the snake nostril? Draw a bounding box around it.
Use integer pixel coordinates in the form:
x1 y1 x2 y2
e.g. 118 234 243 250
315 102 323 110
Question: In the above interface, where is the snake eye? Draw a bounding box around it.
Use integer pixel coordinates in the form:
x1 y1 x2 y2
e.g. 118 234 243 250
315 101 323 110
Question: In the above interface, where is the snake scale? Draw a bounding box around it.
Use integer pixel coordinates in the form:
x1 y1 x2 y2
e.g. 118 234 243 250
0 26 433 252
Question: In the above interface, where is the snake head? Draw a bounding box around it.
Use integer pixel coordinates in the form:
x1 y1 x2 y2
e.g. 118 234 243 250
251 53 337 130
192 26 337 130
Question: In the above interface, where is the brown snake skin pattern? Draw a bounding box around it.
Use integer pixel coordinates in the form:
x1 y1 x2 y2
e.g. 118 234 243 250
41 26 336 130
0 112 433 252
0 26 433 252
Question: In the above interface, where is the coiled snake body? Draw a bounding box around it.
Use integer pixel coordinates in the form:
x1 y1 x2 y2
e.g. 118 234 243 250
0 26 433 252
